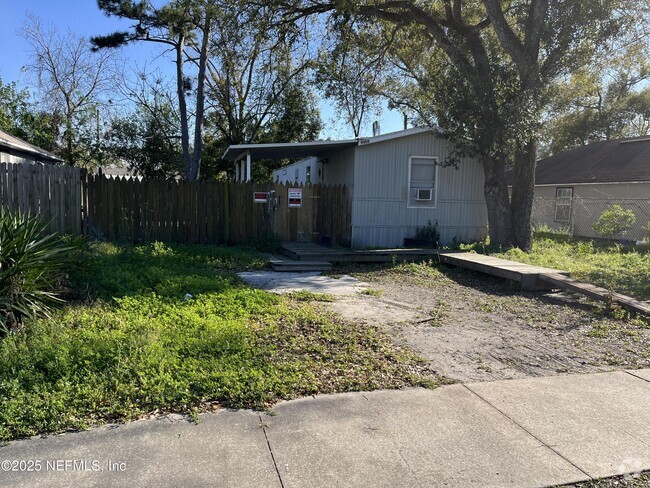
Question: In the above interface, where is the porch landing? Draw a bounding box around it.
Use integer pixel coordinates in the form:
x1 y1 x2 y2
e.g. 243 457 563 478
279 242 440 263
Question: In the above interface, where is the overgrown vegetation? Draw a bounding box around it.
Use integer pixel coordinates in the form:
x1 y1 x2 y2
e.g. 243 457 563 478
414 220 440 248
0 242 437 441
0 210 84 334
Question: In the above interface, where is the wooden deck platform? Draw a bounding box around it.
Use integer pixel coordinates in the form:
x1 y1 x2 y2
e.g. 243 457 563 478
280 242 440 263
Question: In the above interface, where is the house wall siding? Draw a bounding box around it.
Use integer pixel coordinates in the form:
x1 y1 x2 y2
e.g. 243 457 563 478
273 157 320 185
322 147 355 186
0 151 34 165
352 132 487 247
271 147 356 187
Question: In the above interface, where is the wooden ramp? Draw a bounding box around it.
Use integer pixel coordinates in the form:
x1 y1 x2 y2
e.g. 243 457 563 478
539 273 650 316
439 252 649 316
438 252 569 291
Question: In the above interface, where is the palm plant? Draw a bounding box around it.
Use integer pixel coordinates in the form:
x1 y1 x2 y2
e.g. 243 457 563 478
0 209 84 334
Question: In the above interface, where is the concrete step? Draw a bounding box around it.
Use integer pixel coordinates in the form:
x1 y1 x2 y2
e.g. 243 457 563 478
272 260 333 272
270 254 333 272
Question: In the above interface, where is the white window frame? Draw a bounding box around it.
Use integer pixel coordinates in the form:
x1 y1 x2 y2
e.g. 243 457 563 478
407 155 439 209
554 187 573 222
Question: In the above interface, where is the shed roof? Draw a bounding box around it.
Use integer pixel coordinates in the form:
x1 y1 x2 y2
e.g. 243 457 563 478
533 136 650 185
222 127 437 161
0 129 62 163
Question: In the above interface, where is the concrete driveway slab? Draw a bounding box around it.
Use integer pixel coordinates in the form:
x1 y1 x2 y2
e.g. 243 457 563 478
0 411 279 488
466 371 650 479
263 386 587 488
237 271 367 295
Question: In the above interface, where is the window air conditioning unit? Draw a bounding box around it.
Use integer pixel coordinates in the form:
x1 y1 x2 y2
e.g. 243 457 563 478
415 188 433 201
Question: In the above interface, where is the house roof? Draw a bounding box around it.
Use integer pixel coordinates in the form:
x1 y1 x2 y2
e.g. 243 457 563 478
222 139 358 161
533 136 650 185
0 129 62 163
221 127 438 161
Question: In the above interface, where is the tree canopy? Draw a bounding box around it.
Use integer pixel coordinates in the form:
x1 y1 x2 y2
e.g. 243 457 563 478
275 0 639 249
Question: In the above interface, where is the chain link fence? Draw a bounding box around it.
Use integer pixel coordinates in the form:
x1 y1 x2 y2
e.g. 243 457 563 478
531 197 650 242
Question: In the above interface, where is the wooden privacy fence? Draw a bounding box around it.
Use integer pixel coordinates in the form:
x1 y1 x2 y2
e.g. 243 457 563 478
0 162 83 234
85 176 352 246
0 162 352 246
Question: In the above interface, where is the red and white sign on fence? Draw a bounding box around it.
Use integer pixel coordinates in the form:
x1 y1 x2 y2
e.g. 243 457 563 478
288 188 302 208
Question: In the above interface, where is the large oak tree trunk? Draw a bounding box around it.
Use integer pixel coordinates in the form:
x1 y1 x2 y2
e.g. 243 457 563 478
510 139 537 251
483 155 513 247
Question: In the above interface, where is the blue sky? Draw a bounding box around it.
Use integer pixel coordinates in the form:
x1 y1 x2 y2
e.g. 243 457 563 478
0 0 405 139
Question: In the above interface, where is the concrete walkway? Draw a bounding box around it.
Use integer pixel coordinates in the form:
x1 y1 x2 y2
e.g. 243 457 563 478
237 271 368 296
1 370 649 488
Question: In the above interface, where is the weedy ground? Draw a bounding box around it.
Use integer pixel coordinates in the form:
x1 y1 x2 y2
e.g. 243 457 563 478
466 232 650 301
0 242 440 442
327 254 649 383
557 472 650 487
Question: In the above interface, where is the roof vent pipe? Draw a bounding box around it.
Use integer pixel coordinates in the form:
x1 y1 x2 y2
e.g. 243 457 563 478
372 121 381 137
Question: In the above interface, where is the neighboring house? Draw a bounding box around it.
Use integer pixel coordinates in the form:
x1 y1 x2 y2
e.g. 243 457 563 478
223 127 488 247
0 129 62 164
525 136 650 241
97 165 140 179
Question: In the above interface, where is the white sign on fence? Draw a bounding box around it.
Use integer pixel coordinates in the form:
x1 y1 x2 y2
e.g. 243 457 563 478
288 188 302 208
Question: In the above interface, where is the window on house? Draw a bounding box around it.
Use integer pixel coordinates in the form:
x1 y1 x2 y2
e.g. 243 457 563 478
306 165 311 184
408 156 437 208
554 187 573 222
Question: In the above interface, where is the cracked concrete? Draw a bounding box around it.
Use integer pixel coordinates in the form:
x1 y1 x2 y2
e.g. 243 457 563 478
2 370 649 488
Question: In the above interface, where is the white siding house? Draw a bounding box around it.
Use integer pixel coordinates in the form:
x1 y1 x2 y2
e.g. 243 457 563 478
225 128 488 248
0 129 62 164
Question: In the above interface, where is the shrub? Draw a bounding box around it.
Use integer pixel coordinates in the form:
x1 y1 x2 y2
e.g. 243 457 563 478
0 209 84 334
415 220 440 247
643 222 650 243
592 205 636 238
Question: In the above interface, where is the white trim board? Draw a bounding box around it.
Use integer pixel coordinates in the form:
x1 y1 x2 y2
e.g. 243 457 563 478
407 155 439 209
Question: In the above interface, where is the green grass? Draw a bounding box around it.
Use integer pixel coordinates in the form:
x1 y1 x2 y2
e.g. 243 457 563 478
360 288 384 298
0 242 437 441
468 234 650 301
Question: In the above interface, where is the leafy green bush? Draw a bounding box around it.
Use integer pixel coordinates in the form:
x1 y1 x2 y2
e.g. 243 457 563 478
0 209 84 334
415 220 440 247
592 205 636 238
643 222 650 243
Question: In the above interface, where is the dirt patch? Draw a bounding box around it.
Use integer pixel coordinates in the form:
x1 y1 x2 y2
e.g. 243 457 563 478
323 262 650 383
